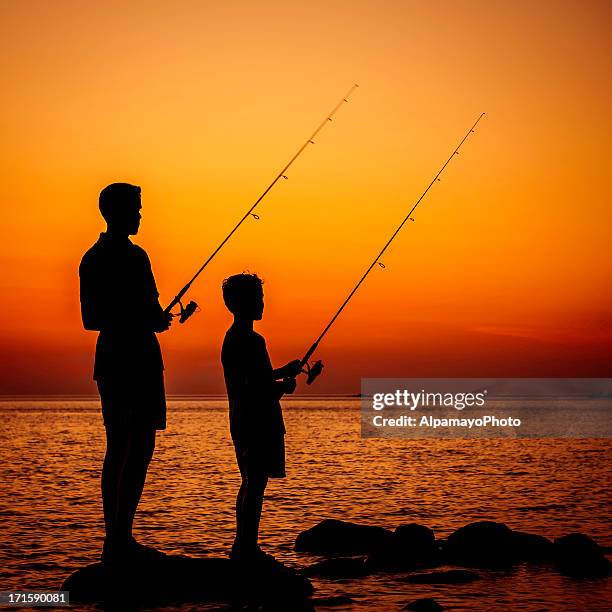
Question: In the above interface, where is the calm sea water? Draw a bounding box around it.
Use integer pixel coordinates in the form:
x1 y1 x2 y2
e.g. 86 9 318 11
0 398 610 611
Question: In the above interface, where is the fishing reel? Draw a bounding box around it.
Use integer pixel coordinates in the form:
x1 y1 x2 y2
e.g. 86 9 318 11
302 360 324 385
172 299 199 324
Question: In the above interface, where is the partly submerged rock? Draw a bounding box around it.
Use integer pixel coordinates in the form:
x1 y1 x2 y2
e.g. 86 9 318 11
553 533 611 577
304 556 369 578
402 569 480 584
511 530 554 562
296 518 610 584
295 519 393 555
404 597 444 611
61 555 313 607
366 523 438 571
444 521 518 567
394 524 436 550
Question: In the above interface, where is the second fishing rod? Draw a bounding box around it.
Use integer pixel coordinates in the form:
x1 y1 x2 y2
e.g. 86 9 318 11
165 84 359 323
297 112 486 385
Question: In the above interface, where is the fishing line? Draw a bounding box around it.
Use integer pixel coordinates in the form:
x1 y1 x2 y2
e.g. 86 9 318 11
299 113 486 384
165 84 360 322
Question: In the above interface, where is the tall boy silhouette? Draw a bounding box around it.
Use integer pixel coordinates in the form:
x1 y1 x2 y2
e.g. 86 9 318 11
79 183 171 563
221 273 301 562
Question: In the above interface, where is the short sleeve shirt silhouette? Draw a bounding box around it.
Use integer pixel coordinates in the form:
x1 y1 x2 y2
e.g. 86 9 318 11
79 232 164 380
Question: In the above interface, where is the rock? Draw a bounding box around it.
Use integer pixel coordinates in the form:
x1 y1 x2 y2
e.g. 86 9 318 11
366 524 438 571
395 524 437 552
310 595 355 606
304 557 369 578
402 569 480 584
404 597 444 611
295 519 393 555
553 533 611 577
444 521 518 567
61 555 313 607
511 531 554 562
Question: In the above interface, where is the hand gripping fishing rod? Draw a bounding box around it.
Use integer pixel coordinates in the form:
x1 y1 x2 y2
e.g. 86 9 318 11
165 84 360 323
299 112 486 384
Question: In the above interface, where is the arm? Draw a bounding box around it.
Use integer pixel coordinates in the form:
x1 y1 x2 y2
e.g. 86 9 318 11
271 359 301 397
272 359 302 380
79 258 106 331
273 378 296 397
228 334 292 402
141 251 171 333
79 250 171 333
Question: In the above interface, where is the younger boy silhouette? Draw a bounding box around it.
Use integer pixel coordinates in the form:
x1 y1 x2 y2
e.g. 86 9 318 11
221 273 301 562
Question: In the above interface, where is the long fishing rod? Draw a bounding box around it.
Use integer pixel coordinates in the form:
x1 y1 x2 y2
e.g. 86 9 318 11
165 84 360 323
299 112 486 384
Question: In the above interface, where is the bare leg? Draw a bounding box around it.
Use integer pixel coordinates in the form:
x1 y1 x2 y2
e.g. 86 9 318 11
102 425 129 543
233 481 246 553
236 472 268 554
114 427 156 543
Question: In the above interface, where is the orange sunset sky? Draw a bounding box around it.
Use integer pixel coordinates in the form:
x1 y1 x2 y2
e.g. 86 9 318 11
1 1 610 395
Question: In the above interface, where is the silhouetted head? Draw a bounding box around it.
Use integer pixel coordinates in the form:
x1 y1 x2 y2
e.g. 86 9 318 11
99 183 142 235
222 273 264 321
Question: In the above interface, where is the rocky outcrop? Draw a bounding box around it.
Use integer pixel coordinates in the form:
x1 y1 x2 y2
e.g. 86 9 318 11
295 519 393 555
511 530 554 562
61 555 313 607
366 523 439 571
553 533 611 577
443 523 556 566
444 521 519 567
404 597 444 611
296 518 610 583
